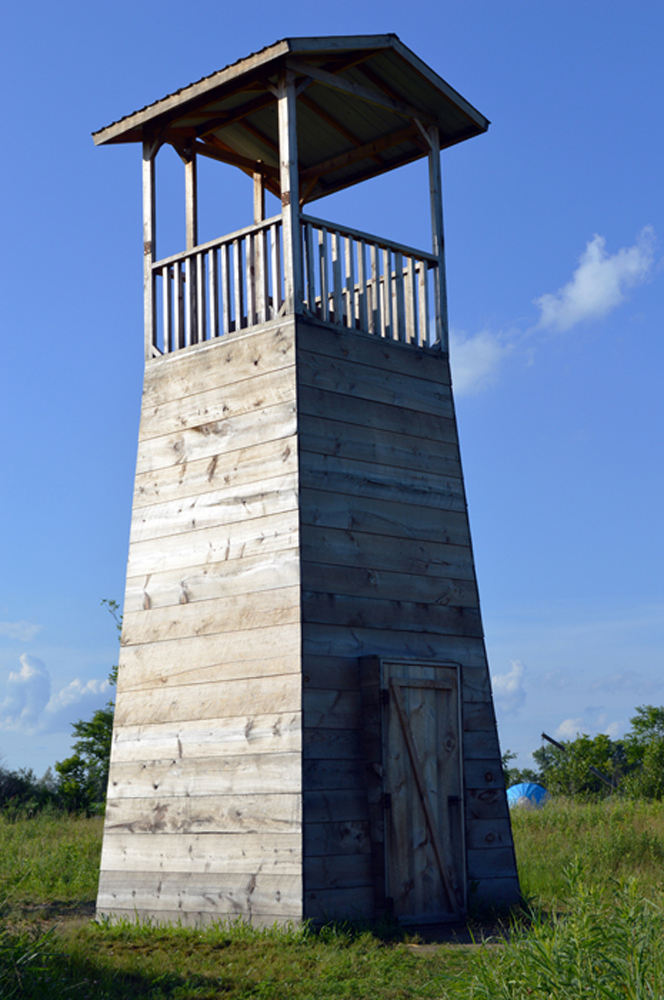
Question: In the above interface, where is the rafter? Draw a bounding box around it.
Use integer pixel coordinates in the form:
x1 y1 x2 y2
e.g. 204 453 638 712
300 123 422 183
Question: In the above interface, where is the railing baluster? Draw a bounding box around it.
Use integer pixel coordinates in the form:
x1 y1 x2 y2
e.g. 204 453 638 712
357 240 368 332
221 244 231 335
305 222 315 314
175 263 184 349
394 251 406 343
162 265 172 354
345 236 355 329
255 230 266 324
209 248 219 340
404 256 416 346
382 247 393 340
271 223 282 317
197 252 206 343
332 230 343 324
370 242 380 335
418 261 429 348
319 228 329 322
233 238 243 331
246 233 256 328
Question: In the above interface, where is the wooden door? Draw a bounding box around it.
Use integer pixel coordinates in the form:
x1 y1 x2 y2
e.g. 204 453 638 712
382 660 464 921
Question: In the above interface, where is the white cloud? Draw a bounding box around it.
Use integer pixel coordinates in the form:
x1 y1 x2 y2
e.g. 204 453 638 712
555 717 585 740
0 655 110 735
0 621 42 642
449 328 511 395
590 671 661 696
534 227 656 332
492 659 527 715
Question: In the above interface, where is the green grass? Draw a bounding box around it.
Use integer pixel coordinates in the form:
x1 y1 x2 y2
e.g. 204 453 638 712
3 800 664 997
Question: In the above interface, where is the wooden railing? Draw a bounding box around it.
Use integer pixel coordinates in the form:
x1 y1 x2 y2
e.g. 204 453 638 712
151 216 283 355
301 215 438 348
149 214 439 355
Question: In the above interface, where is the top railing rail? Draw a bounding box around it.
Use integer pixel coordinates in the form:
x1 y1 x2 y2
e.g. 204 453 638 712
148 213 440 356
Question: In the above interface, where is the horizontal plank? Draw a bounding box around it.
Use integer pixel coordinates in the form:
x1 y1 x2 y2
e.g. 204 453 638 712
303 622 487 667
299 384 458 444
304 821 372 856
303 689 360 730
298 413 461 479
300 489 471 547
463 729 501 759
305 885 374 920
303 562 478 614
128 476 299 545
303 655 359 691
122 585 301 645
103 793 302 835
299 452 466 513
469 876 521 909
302 591 483 638
303 759 365 791
97 869 302 918
303 789 368 824
297 349 454 420
466 847 517 881
133 436 298 510
463 760 506 792
126 508 299 578
135 400 297 476
465 788 511 822
107 751 302 799
142 324 296 409
96 907 300 930
110 714 301 764
300 525 477 580
140 365 296 443
125 549 300 614
303 727 362 760
461 666 492 703
462 702 497 731
100 832 302 874
114 671 301 726
465 818 515 852
117 625 301 693
297 320 450 386
305 853 373 891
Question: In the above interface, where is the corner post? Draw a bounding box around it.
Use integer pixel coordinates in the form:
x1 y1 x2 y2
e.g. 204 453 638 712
184 141 198 250
142 138 157 361
277 68 303 315
427 126 449 352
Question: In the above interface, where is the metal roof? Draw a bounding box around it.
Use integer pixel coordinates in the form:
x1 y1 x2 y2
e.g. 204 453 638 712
93 35 489 204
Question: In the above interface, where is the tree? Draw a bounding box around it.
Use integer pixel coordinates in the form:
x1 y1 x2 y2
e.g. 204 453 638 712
622 705 664 800
55 600 120 814
532 733 626 797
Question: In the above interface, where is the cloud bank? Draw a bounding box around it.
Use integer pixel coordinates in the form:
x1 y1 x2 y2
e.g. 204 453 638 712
450 329 511 395
492 659 527 715
0 621 42 641
534 227 656 332
0 654 110 735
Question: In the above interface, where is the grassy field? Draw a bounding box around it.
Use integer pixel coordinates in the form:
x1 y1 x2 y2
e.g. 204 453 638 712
2 799 664 998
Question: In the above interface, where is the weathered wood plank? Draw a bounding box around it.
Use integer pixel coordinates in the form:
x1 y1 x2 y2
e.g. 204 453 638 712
469 877 520 908
303 789 368 824
466 847 517 881
296 318 450 385
463 759 506 791
114 671 301 726
300 524 477 580
303 689 361 730
110 714 301 764
304 821 372 856
465 788 511 822
142 324 295 408
462 666 492 703
302 591 483 638
135 400 297 476
125 549 300 614
303 759 365 791
302 563 478 611
304 886 374 920
96 907 297 929
297 348 453 419
303 656 359 691
117 627 301 693
132 436 298 510
97 870 302 918
463 702 497 732
465 819 515 852
103 792 301 835
305 853 372 891
100 832 302 874
107 751 301 799
303 727 362 760
122 585 300 645
298 384 457 443
299 451 466 513
139 365 296 443
302 622 487 666
298 414 461 479
126 508 299 578
462 729 501 759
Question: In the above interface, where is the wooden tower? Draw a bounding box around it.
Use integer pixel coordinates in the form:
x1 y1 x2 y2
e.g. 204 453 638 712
93 35 519 927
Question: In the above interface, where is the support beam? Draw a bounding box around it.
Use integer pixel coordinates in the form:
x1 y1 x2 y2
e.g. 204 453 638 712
183 142 198 250
253 165 266 224
277 68 303 315
427 126 449 352
142 139 157 361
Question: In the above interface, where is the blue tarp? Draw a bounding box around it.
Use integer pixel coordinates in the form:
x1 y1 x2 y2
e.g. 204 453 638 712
507 782 550 809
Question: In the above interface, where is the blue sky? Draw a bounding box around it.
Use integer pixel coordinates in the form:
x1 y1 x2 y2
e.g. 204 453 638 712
1 1 662 775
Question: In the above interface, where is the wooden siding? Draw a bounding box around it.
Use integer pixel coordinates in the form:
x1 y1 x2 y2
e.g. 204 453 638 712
297 320 519 918
98 323 304 927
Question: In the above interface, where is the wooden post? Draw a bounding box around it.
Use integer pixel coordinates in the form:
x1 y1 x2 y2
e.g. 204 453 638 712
142 139 156 361
277 69 303 315
184 142 198 251
427 126 449 352
253 165 266 224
